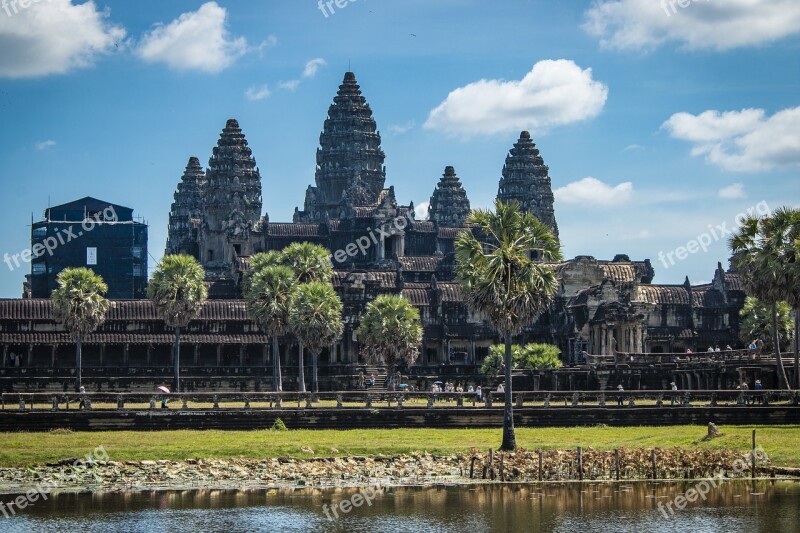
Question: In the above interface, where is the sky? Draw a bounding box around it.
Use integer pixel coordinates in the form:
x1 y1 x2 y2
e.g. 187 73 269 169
0 0 798 298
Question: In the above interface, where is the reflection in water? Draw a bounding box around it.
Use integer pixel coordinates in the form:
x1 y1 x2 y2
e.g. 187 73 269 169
2 481 799 532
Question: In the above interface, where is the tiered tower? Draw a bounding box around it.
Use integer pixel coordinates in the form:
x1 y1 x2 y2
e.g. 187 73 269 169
497 131 559 239
428 166 470 226
294 72 386 221
199 119 263 272
165 157 206 257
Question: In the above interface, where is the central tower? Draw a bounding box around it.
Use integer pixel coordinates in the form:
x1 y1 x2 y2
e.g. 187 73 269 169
294 72 386 221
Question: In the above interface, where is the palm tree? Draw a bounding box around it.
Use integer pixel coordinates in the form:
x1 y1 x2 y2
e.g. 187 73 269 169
730 211 798 389
356 294 423 390
282 242 332 283
147 254 208 393
455 199 562 450
244 263 295 392
51 268 109 392
288 281 343 393
242 251 284 294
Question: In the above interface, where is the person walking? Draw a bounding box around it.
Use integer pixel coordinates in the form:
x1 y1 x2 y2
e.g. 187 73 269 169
78 386 87 410
616 384 625 406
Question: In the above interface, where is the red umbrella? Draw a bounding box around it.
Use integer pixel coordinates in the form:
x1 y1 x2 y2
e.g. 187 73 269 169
156 385 170 394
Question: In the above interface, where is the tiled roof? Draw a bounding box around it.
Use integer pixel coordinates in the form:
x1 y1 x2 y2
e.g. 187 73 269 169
353 207 377 218
692 287 726 307
411 220 436 232
437 283 463 302
268 223 324 237
636 285 690 305
599 263 636 284
724 272 743 291
400 256 442 272
0 332 267 345
401 288 430 306
647 327 695 340
437 227 467 239
0 299 251 321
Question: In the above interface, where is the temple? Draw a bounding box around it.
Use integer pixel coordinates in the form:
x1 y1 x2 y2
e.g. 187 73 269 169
0 72 753 392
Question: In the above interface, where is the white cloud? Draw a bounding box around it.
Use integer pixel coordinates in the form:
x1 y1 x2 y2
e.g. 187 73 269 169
137 2 247 73
718 183 746 199
389 121 415 135
555 177 633 206
279 80 301 91
622 229 651 240
303 58 326 78
0 0 125 78
424 60 608 136
245 85 270 101
623 144 645 152
583 0 800 51
662 107 800 172
35 140 56 151
414 201 430 220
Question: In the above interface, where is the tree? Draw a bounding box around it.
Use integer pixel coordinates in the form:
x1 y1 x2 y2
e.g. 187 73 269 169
480 343 562 376
356 295 423 390
244 263 296 392
147 255 208 393
739 297 793 352
282 242 332 283
730 210 800 389
288 281 343 393
51 268 109 392
242 251 284 293
455 199 562 450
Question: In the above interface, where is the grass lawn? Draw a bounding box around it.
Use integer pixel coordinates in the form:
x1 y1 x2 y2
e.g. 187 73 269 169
0 425 798 468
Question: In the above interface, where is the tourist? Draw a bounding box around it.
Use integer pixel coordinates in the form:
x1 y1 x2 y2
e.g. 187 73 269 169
714 345 721 352
616 384 624 406
686 348 693 354
467 385 474 393
741 381 750 405
476 386 482 402
497 383 505 394
707 346 715 352
725 345 733 351
369 374 375 387
670 382 678 405
78 386 87 410
754 379 763 405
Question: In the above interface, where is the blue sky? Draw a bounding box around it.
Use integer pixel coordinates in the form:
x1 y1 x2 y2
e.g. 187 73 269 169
0 0 798 297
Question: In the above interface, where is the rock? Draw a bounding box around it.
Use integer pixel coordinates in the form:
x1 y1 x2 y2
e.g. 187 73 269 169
140 460 157 466
702 422 723 441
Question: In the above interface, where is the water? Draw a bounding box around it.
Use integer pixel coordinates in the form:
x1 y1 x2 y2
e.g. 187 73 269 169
2 481 799 532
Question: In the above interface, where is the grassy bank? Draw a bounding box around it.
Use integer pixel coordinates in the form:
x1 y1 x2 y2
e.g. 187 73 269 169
0 425 797 468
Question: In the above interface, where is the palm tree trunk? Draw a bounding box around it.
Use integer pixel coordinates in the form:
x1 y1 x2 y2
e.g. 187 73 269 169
772 303 789 389
173 326 181 393
794 307 800 390
298 344 306 392
272 337 282 392
312 353 319 393
74 337 82 392
500 334 516 451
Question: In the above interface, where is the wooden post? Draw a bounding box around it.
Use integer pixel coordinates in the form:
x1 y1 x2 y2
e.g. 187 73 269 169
615 449 620 480
752 429 757 478
651 449 657 480
470 456 477 479
538 450 543 481
577 447 583 481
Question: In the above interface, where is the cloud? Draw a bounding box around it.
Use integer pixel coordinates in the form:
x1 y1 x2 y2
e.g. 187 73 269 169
35 140 56 151
279 80 301 91
303 58 326 78
583 0 800 51
137 2 247 73
555 177 633 206
0 0 125 78
389 121 415 135
245 85 270 101
718 183 746 199
623 144 645 152
414 201 430 220
424 59 608 136
662 107 800 172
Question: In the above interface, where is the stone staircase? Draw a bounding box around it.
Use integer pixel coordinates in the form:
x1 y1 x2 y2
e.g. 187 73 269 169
363 366 388 392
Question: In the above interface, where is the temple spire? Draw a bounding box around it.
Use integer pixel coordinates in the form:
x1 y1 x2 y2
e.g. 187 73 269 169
428 166 470 226
497 131 559 240
165 156 206 257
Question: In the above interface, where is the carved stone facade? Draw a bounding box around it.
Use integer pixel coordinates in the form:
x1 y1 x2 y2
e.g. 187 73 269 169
165 157 206 258
428 166 470 227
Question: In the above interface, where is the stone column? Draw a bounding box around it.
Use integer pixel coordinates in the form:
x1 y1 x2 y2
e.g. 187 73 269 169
469 340 476 365
239 345 245 366
216 344 222 367
194 344 199 366
146 345 152 366
51 345 57 368
600 327 606 356
27 344 33 367
99 344 105 367
123 344 129 366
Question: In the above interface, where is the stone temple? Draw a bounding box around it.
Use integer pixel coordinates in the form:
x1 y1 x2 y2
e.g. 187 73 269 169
0 72 751 392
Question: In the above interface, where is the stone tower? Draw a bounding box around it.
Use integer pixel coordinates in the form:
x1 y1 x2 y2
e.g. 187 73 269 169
497 131 559 239
428 166 470 226
199 119 263 274
294 72 386 221
166 156 206 257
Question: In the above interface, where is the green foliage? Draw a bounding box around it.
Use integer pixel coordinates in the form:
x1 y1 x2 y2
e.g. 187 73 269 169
147 255 208 328
282 242 332 283
270 418 288 431
356 295 423 370
288 281 344 357
480 343 562 375
51 267 109 340
454 199 562 338
739 297 794 351
244 264 296 338
242 251 285 293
